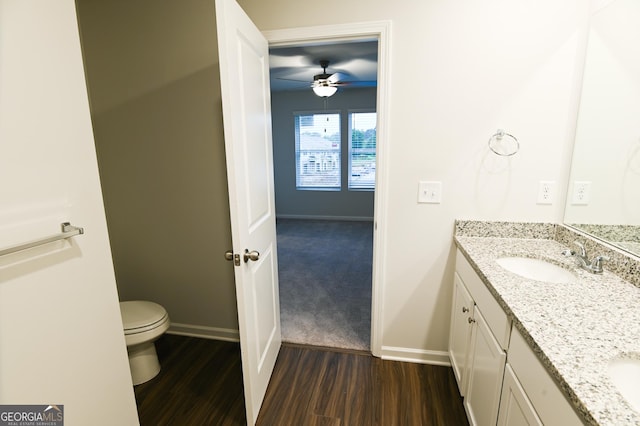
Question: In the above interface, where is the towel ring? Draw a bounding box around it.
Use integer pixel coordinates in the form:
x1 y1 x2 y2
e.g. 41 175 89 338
488 129 519 156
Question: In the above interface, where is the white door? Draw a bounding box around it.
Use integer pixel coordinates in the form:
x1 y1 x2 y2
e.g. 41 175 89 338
215 0 282 424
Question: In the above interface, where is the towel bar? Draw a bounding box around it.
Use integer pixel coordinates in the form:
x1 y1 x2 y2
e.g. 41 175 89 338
0 222 84 257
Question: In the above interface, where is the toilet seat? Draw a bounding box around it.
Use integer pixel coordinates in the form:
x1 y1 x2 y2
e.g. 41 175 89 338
121 301 168 335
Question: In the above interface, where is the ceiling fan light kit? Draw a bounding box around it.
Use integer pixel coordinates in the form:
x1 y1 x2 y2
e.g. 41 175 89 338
312 83 338 97
311 60 338 97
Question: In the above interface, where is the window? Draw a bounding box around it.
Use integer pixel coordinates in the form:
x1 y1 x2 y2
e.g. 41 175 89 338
349 112 377 190
295 113 341 190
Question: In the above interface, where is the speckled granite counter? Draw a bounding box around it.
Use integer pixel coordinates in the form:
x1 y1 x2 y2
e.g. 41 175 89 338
454 224 640 426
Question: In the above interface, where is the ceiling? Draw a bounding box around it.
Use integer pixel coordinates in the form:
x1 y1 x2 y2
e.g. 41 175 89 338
269 40 379 92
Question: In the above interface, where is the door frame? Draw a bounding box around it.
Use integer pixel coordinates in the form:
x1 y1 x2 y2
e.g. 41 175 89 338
263 21 391 357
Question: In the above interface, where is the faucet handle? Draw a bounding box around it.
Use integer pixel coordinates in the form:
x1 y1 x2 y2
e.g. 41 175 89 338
573 241 587 257
590 255 610 274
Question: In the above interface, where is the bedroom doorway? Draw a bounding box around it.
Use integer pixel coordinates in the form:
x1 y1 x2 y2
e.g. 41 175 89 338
265 23 390 354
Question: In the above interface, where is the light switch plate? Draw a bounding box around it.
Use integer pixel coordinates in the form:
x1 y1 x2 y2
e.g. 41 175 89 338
418 181 442 204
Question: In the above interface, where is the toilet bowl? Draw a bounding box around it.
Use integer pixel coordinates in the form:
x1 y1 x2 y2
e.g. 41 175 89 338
120 300 170 385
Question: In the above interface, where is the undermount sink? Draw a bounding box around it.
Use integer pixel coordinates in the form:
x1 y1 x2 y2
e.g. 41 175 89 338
608 357 640 412
496 256 577 283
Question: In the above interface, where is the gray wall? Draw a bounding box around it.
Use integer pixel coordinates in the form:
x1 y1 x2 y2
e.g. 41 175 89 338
75 0 239 337
271 88 376 219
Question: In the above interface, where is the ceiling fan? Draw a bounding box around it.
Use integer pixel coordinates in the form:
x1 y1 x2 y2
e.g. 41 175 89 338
311 60 376 97
311 60 341 97
272 57 377 97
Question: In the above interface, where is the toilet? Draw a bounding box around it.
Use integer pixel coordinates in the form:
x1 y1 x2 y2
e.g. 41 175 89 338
120 300 170 385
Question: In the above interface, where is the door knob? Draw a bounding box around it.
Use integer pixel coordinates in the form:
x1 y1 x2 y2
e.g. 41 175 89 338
225 250 241 266
244 249 260 263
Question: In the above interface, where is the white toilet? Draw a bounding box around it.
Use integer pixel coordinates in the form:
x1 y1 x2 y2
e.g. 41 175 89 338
120 300 170 385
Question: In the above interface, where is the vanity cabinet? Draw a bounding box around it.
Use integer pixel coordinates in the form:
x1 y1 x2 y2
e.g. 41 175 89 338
450 249 583 426
449 250 510 425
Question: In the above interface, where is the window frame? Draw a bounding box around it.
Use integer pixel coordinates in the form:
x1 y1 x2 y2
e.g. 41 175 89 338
348 109 377 191
293 110 342 191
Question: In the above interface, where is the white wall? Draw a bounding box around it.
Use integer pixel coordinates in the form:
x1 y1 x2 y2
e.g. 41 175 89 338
565 0 640 226
0 2 139 424
272 87 376 219
238 0 590 360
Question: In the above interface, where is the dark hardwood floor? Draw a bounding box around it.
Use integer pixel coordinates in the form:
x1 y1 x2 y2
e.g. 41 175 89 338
134 334 245 425
134 334 468 426
258 343 468 426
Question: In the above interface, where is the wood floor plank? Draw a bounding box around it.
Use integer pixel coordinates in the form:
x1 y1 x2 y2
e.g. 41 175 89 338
308 414 342 426
341 351 376 425
309 352 347 418
378 358 417 424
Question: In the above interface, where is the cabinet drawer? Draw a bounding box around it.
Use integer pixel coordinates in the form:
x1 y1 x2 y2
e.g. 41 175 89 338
456 249 511 349
508 328 582 426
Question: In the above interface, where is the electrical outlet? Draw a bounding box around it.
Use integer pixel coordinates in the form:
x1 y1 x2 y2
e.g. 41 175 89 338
537 181 555 205
572 181 591 205
418 181 442 204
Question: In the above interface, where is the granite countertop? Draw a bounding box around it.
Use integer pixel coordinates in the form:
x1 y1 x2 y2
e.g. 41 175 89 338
454 235 640 426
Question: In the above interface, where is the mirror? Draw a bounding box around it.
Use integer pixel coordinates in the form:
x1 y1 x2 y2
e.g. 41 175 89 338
564 0 640 257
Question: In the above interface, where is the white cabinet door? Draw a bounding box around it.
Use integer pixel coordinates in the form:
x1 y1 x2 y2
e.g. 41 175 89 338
497 364 543 426
449 272 475 396
508 327 583 426
465 309 507 426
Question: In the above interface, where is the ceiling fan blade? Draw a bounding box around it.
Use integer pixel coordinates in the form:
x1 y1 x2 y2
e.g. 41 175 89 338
327 72 345 84
332 80 377 88
276 77 310 83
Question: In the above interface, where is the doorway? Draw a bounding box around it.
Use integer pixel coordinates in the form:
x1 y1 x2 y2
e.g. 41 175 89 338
276 219 374 350
265 22 391 356
269 40 377 350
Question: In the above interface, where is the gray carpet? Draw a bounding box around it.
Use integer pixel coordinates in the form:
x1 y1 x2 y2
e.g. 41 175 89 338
277 219 373 351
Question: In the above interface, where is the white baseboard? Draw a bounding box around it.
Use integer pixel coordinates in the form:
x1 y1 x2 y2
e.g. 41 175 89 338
167 323 239 342
276 214 373 222
380 345 451 366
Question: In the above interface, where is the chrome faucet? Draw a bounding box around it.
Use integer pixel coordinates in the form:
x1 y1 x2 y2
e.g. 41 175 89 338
561 241 609 274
